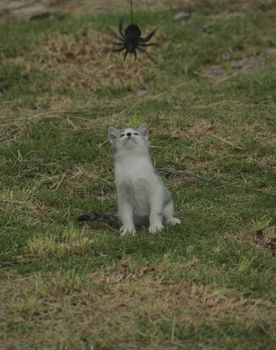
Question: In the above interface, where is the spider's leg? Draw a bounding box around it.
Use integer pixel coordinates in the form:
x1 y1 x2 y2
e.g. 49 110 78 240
139 30 156 43
113 46 125 52
137 47 157 64
119 18 125 39
138 43 159 47
107 27 124 42
124 50 128 61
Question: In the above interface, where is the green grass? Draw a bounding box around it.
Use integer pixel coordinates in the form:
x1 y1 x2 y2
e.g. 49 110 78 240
0 1 276 349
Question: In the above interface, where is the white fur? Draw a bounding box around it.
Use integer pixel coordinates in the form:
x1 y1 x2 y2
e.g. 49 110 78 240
108 123 181 235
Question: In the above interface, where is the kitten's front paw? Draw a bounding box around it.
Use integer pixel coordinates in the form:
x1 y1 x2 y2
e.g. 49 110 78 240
149 223 164 234
120 226 136 236
166 217 181 226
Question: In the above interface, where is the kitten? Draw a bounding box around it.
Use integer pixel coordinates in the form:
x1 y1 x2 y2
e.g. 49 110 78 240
109 123 181 235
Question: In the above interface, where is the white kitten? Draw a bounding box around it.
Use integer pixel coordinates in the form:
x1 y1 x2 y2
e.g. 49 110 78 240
108 123 181 235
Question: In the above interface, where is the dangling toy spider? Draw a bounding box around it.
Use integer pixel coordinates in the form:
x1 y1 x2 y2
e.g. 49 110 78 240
111 1 157 63
112 19 156 63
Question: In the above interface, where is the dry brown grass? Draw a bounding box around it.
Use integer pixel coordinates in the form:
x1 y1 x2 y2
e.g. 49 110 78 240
0 25 163 145
7 28 157 92
1 259 274 349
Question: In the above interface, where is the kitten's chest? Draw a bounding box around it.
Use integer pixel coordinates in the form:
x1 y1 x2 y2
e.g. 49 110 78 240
115 157 159 213
122 176 150 212
115 156 153 182
116 161 154 196
118 169 152 192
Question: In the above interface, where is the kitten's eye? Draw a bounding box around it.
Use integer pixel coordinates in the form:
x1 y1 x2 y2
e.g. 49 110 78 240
134 132 139 136
120 133 125 138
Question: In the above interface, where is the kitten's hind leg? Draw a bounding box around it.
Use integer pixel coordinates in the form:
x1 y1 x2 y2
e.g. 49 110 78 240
163 201 181 226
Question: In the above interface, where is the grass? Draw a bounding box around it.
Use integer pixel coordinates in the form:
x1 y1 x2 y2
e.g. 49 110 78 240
0 0 276 349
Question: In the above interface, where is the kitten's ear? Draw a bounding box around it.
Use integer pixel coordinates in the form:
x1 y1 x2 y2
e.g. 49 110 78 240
138 123 149 138
108 127 120 144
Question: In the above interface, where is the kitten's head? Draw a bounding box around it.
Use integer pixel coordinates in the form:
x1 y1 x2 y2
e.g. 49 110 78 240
108 123 149 154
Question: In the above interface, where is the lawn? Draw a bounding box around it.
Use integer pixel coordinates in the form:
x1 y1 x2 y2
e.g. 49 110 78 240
0 0 276 349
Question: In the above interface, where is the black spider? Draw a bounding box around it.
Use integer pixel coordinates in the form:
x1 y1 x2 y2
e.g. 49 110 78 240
112 20 156 63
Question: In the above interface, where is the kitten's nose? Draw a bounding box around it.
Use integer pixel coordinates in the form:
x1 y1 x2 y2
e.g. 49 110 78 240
126 132 132 137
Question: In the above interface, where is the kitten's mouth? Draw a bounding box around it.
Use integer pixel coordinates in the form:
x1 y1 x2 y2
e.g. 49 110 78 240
125 137 137 145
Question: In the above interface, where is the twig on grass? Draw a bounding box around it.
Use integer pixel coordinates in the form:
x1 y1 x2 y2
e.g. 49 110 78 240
160 167 276 197
208 133 243 150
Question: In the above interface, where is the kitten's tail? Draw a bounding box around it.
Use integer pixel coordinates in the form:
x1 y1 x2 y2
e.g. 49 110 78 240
77 212 120 228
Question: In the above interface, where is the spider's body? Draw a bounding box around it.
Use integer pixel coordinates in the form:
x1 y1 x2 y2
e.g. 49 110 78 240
113 20 156 63
124 23 141 53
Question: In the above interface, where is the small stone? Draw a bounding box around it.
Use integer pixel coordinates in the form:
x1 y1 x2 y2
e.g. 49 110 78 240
209 66 225 77
137 90 147 97
173 12 192 21
230 56 264 70
230 58 248 68
200 66 226 80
